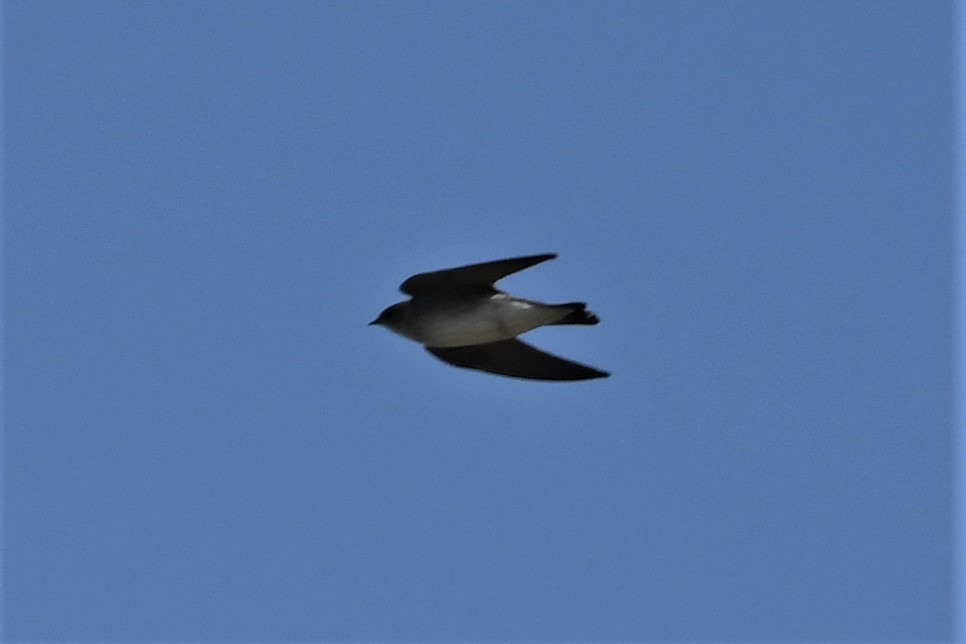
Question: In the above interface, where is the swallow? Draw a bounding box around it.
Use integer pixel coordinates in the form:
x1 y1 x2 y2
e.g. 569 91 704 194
370 253 609 381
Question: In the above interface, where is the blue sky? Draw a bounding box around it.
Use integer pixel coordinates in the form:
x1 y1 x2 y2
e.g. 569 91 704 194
4 1 953 640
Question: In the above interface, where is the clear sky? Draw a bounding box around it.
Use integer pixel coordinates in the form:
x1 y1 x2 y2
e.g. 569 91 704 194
4 1 953 640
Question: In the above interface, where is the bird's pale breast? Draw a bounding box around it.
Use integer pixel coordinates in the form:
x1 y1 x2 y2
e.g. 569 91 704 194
418 295 565 347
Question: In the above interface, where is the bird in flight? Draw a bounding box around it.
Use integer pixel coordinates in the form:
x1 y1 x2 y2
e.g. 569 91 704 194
370 253 609 381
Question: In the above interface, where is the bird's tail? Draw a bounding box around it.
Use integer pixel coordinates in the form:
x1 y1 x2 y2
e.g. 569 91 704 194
548 302 600 325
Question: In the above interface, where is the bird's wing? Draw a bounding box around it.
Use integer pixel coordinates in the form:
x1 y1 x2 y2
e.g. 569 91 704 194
425 338 609 381
400 254 557 296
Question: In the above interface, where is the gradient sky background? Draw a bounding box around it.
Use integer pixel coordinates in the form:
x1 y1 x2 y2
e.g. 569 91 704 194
4 1 954 641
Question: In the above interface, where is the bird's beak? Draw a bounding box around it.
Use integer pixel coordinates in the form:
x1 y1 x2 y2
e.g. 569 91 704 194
368 319 380 326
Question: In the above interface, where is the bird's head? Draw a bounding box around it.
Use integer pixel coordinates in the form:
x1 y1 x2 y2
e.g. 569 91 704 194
368 302 408 330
